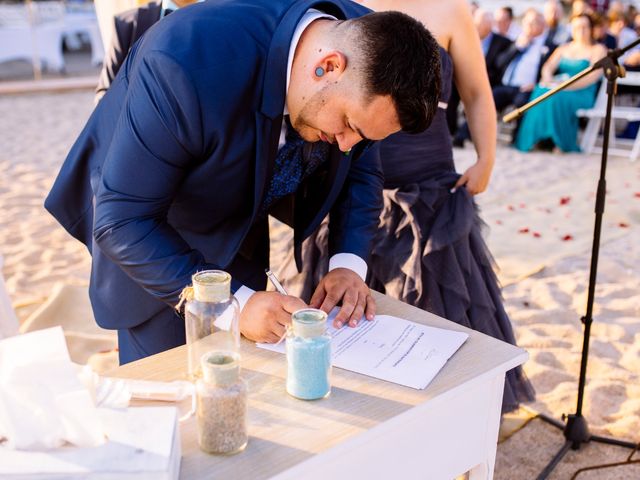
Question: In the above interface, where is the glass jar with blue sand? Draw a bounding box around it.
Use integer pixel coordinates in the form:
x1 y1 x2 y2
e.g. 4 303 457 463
286 308 332 400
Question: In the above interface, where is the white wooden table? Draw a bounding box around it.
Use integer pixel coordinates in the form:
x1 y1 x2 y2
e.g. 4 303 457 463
109 291 527 479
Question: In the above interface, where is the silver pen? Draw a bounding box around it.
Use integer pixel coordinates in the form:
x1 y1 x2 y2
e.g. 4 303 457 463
265 269 288 295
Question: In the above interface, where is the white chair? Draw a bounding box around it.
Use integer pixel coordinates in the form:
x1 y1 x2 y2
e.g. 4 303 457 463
577 71 640 161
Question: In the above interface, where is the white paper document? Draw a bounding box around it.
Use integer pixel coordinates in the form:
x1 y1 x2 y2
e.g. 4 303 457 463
257 311 468 390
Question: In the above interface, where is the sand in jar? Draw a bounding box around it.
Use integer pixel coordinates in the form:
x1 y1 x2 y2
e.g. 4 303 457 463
196 351 248 454
286 308 332 400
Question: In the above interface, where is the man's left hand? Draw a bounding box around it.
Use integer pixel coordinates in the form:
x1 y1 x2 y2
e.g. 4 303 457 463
309 268 375 328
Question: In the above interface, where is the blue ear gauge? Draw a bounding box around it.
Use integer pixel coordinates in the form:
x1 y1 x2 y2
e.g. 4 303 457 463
315 67 325 77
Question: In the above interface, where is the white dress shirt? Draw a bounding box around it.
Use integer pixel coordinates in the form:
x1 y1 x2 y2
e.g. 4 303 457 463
502 35 545 87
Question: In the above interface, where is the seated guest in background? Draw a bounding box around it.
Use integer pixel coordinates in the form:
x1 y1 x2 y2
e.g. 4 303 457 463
494 6 521 41
478 9 514 86
608 10 640 66
543 0 571 46
95 0 199 102
593 12 617 49
607 0 625 16
448 8 511 137
494 9 550 123
516 14 606 152
627 4 638 24
455 8 547 145
608 9 636 48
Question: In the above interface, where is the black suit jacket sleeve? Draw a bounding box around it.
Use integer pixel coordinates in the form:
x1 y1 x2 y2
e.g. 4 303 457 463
486 33 513 86
495 43 520 78
328 141 383 260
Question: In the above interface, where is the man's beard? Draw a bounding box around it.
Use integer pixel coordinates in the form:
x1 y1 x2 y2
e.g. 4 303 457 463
291 85 332 143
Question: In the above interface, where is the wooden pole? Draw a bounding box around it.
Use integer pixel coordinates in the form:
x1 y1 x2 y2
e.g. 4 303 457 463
25 0 43 81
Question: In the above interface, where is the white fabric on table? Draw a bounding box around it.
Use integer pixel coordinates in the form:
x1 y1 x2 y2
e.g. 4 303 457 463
0 255 18 340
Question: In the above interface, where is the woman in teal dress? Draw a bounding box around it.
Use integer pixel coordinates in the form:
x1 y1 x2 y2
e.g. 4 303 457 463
516 14 606 152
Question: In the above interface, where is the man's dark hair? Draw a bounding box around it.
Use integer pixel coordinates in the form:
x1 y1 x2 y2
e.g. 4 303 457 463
500 6 514 19
350 11 441 134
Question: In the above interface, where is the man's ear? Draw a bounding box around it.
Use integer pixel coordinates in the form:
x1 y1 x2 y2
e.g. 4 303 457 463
314 51 348 80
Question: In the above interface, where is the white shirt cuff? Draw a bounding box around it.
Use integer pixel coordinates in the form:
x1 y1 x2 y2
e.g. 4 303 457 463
234 285 255 313
329 253 367 281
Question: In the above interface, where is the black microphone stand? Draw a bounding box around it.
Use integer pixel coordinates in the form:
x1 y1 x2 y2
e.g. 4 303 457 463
503 37 640 480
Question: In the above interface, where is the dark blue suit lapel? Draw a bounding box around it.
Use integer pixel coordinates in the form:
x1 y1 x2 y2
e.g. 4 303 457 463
252 2 308 219
252 0 353 219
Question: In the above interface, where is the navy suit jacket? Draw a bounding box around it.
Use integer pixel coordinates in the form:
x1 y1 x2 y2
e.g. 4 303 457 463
45 0 383 331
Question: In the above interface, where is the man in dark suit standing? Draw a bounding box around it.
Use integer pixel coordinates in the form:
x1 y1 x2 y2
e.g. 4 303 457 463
46 0 441 364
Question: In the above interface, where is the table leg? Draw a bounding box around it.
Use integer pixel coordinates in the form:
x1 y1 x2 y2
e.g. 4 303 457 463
468 373 506 480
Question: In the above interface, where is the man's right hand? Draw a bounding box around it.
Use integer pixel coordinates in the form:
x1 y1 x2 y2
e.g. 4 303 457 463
239 291 307 343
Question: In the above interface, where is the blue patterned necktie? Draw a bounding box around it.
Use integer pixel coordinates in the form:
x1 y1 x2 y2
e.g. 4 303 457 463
258 117 329 218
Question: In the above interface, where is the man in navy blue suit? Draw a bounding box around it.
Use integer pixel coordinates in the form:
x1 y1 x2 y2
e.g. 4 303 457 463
45 0 441 364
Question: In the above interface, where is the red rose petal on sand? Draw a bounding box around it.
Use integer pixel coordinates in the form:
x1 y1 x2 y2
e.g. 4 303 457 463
562 234 573 241
508 205 515 211
518 227 530 234
533 232 541 238
560 196 571 205
519 203 526 208
619 222 629 228
496 220 503 225
635 192 640 198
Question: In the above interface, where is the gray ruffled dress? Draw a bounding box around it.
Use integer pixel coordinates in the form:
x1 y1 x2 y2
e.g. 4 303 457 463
278 48 535 413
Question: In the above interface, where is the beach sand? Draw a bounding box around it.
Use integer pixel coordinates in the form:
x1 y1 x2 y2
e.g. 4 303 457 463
1 90 638 478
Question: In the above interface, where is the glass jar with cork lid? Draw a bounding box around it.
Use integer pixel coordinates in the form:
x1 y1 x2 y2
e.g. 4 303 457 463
196 351 248 454
286 308 332 400
184 270 240 379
